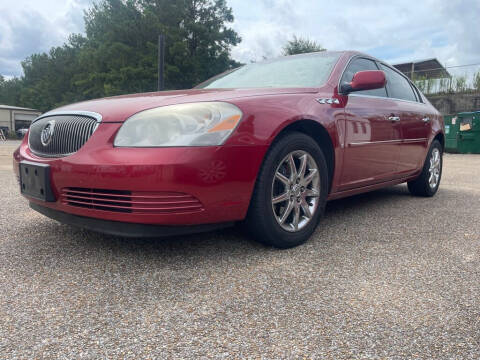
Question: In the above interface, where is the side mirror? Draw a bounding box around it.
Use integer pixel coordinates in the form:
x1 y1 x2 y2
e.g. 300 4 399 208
340 70 386 94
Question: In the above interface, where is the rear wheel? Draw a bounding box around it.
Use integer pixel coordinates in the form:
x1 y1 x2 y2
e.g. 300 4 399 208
245 132 328 248
407 140 443 197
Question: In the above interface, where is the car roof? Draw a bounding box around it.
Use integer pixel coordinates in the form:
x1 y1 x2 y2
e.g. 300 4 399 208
283 50 384 64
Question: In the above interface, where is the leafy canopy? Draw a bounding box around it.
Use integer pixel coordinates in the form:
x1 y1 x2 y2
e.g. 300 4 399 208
282 35 326 56
0 0 241 112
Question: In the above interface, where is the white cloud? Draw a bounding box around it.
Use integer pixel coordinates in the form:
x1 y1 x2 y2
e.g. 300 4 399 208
1 0 479 77
228 0 480 75
0 0 93 76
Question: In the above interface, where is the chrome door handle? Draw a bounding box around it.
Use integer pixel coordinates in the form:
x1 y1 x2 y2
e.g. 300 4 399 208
388 116 400 122
422 117 430 123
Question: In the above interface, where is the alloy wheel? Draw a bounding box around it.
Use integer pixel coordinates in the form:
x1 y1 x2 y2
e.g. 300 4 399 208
428 148 441 189
271 150 321 232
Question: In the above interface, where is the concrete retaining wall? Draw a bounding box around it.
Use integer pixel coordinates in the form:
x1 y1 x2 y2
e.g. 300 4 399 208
427 92 480 115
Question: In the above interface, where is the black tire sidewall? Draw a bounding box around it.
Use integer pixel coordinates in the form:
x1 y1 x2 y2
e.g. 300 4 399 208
410 140 443 197
248 132 329 248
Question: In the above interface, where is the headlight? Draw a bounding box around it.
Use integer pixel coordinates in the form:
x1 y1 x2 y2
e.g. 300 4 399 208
114 102 243 147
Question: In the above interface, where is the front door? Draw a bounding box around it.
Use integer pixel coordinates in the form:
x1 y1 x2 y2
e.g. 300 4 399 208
339 57 402 190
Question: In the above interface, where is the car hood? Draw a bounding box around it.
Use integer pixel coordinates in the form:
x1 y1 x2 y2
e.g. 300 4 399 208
48 87 318 122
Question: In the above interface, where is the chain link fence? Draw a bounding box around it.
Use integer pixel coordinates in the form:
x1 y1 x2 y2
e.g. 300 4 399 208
408 63 480 95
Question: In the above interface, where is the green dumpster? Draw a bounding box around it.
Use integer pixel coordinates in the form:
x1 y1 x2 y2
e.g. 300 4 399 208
457 111 480 154
444 114 460 153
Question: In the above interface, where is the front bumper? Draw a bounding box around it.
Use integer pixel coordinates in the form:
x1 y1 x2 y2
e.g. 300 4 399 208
14 122 268 226
30 202 233 237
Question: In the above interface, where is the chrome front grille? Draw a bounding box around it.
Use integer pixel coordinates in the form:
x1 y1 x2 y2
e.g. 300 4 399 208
29 115 99 157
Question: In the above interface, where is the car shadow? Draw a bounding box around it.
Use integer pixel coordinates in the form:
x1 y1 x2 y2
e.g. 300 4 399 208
15 184 419 257
324 184 411 218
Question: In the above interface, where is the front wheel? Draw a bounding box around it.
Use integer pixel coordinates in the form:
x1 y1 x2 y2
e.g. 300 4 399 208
407 140 443 197
245 132 329 248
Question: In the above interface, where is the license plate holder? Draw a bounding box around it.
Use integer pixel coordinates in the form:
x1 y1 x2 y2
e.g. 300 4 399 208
19 161 55 202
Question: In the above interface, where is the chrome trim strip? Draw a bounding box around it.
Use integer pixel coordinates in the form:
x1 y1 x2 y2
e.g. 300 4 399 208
403 138 427 143
349 140 402 146
349 138 427 147
32 110 102 124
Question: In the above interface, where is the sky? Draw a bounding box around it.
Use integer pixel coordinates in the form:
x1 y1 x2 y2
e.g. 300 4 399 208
1 0 479 79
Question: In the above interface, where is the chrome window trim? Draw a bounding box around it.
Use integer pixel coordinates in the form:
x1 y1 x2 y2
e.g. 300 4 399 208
410 82 425 104
32 111 102 124
349 93 427 105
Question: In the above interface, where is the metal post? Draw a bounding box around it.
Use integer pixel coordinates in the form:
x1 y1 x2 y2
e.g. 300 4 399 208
158 34 165 91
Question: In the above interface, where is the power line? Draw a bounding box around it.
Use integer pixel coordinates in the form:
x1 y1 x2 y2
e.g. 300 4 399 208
446 62 480 69
401 62 480 75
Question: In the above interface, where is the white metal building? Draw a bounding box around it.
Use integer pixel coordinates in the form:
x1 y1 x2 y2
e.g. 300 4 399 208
0 105 41 134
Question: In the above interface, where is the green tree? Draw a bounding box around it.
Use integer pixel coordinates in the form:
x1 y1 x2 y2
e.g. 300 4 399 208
77 0 240 97
282 35 325 56
413 76 427 93
0 75 23 107
473 72 480 92
454 76 467 93
19 34 87 111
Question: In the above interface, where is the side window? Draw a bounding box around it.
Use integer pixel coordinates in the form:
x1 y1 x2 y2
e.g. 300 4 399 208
341 58 387 97
379 64 417 102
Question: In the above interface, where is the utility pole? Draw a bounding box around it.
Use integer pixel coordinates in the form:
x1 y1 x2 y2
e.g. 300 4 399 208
157 34 165 91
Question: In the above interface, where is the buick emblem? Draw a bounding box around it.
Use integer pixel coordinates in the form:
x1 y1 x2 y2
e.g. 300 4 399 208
40 120 55 146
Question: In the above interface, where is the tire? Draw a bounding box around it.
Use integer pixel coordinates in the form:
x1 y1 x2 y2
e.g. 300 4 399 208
245 132 329 248
407 140 443 197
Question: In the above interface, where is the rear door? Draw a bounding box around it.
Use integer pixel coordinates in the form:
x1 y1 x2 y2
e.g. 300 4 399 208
379 64 431 175
339 58 402 190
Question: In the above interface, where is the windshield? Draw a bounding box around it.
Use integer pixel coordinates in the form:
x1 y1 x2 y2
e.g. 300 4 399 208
198 52 341 89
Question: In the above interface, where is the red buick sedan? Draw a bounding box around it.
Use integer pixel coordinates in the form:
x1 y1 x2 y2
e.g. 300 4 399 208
14 51 444 248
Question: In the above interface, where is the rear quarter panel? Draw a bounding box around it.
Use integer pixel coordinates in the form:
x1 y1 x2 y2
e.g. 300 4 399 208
423 95 445 149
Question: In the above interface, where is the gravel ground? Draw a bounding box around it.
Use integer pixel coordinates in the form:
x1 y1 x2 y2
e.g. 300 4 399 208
1 140 479 359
